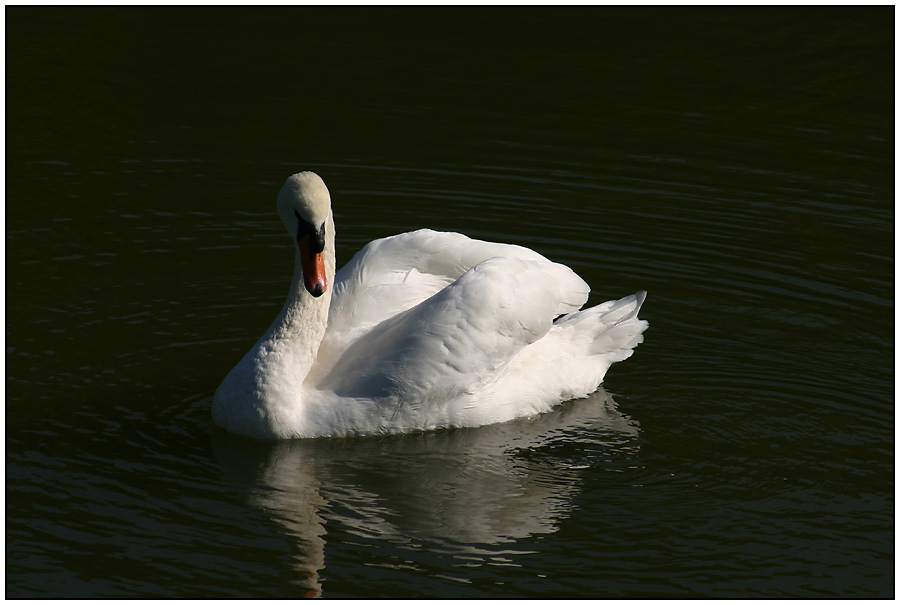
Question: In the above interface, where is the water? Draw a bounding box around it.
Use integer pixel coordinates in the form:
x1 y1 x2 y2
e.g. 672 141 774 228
6 7 893 598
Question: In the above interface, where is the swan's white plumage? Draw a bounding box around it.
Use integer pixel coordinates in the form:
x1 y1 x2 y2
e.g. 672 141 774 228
212 172 648 439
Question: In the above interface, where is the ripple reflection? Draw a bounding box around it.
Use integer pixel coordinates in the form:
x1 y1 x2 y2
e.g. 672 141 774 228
211 388 640 595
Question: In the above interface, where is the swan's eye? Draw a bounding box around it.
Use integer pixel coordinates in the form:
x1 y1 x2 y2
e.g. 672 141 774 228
293 210 326 254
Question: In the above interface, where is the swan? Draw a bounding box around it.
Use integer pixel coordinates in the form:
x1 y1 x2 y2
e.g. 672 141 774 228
212 171 648 439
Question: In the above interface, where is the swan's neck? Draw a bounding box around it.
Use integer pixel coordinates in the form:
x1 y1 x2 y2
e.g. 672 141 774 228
258 214 336 391
212 214 336 438
273 256 332 357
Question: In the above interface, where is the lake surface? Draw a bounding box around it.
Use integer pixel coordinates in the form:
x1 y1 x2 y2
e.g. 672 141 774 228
6 7 893 598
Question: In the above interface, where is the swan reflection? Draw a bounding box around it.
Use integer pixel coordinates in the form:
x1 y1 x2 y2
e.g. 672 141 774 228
211 388 640 596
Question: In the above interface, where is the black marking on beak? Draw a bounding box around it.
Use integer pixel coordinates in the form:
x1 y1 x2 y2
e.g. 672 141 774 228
294 210 326 255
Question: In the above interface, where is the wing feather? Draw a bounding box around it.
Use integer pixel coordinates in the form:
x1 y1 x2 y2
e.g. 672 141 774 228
315 255 590 411
316 229 589 369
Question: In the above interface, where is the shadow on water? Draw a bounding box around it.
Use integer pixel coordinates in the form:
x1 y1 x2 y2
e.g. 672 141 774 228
210 388 640 596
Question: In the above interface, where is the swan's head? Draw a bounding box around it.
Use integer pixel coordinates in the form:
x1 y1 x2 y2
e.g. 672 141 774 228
277 172 332 298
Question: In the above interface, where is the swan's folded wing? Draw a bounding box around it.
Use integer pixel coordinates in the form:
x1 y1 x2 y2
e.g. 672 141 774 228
315 256 588 409
318 229 589 365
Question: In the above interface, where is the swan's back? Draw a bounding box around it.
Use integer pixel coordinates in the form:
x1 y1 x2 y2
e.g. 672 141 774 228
317 229 589 367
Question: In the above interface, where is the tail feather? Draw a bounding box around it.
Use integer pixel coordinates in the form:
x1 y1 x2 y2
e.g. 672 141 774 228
554 291 648 360
499 291 647 414
588 291 648 360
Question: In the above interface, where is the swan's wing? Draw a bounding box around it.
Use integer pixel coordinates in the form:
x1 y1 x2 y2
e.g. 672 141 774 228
315 256 590 419
318 229 588 365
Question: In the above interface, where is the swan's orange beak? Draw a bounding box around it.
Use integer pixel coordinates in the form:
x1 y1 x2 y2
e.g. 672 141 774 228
298 234 327 298
294 212 327 298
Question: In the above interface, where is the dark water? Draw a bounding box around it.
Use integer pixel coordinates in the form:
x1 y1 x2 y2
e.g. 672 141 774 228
6 7 893 598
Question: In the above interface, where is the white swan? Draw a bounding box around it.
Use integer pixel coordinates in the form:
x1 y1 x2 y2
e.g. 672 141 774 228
212 171 648 439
